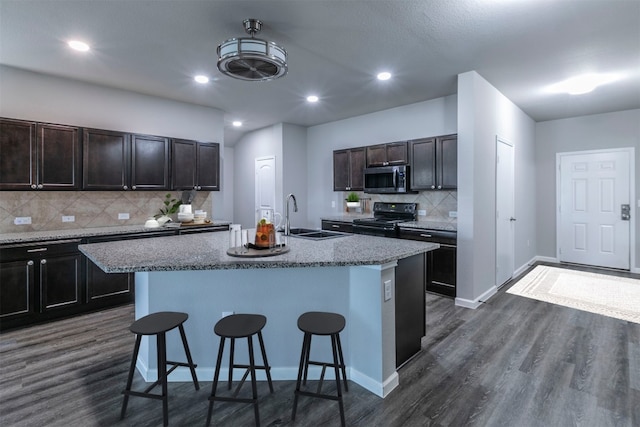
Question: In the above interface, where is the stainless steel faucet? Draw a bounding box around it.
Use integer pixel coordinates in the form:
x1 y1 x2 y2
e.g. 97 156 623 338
284 193 298 235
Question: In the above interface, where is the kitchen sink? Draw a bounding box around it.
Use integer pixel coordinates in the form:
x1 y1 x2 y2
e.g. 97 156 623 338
287 228 350 240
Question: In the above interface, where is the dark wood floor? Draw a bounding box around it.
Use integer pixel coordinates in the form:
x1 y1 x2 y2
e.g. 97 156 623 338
1 264 639 427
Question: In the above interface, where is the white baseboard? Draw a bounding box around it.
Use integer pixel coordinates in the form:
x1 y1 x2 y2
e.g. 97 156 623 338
455 286 497 309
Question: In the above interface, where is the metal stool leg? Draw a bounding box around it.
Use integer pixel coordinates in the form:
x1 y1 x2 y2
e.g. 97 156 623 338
121 334 142 419
178 324 199 390
228 338 235 390
335 333 348 392
292 332 310 420
331 334 346 427
247 335 260 427
206 337 226 427
157 332 169 427
257 331 274 393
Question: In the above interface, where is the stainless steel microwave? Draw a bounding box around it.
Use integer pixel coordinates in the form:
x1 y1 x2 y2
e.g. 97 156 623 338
363 165 413 193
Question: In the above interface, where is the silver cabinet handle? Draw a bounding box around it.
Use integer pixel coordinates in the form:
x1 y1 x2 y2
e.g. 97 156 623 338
37 184 44 189
437 185 442 189
132 185 136 190
27 247 47 253
332 224 340 228
419 234 433 238
27 260 34 266
40 259 47 265
31 184 37 189
431 185 435 189
123 185 128 190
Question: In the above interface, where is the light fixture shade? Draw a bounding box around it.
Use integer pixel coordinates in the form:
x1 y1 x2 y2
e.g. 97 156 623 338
217 19 288 81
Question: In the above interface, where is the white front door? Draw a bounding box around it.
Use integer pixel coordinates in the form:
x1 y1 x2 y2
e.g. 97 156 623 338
558 149 631 270
255 156 276 224
496 138 515 287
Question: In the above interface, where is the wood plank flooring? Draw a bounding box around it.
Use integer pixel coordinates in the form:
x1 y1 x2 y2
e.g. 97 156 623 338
1 263 638 426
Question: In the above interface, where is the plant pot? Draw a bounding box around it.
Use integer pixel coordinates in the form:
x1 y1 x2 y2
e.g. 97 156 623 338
346 201 360 208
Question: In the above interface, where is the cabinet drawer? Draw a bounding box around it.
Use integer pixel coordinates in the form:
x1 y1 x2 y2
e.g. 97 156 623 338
321 220 353 233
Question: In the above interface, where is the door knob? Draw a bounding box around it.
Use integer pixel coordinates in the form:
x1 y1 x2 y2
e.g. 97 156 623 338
510 217 516 221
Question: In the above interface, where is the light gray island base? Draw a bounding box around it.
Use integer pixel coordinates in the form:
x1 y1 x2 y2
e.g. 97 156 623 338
79 232 438 398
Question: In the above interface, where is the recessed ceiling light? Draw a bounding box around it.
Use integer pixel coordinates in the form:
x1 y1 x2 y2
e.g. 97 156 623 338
377 72 392 81
306 95 319 103
194 75 209 84
68 40 90 52
546 73 622 95
232 121 242 127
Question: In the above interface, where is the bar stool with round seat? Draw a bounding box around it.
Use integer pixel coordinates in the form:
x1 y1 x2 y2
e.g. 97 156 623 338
121 311 199 427
206 313 274 427
292 311 348 427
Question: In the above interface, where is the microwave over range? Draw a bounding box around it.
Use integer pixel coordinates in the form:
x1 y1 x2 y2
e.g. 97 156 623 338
363 165 415 194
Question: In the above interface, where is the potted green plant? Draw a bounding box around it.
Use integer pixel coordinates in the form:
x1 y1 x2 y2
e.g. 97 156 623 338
155 193 182 224
346 192 360 208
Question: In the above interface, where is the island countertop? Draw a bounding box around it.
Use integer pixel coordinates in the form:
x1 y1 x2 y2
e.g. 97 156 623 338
78 231 439 273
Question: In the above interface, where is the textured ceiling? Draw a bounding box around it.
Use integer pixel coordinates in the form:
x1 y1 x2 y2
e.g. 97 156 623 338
1 0 639 145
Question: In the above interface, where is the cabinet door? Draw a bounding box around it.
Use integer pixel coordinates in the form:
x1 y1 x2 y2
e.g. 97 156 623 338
197 142 220 190
333 149 350 191
37 123 81 190
86 260 132 302
366 144 387 167
40 253 82 312
321 220 353 233
131 134 170 190
0 118 36 190
171 139 198 190
0 259 35 319
348 147 365 190
437 135 457 189
83 129 130 190
385 142 408 165
409 138 436 190
427 245 457 297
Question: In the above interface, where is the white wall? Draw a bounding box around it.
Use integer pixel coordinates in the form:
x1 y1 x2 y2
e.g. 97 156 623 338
306 95 458 227
535 109 640 269
282 123 308 229
457 71 537 307
0 65 229 219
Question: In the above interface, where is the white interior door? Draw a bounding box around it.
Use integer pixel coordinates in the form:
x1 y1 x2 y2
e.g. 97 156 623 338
255 156 276 224
558 150 630 270
496 138 515 287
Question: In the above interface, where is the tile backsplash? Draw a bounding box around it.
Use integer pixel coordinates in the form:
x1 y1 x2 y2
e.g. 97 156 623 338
344 190 457 223
0 191 213 233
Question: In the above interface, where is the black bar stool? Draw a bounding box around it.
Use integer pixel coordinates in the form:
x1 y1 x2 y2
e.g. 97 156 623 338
121 311 199 427
206 314 273 427
292 311 348 427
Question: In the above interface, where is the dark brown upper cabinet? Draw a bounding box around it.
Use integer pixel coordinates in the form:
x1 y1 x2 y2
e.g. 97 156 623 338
83 128 130 190
409 134 457 191
171 139 220 191
333 147 365 191
0 118 81 190
83 129 170 190
130 134 170 190
366 141 408 167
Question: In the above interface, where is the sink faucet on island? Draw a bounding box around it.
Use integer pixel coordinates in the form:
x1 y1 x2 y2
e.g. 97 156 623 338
284 193 298 236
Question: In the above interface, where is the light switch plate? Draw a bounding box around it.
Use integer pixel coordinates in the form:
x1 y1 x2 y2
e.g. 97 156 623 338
62 215 75 223
118 213 130 220
418 209 426 216
384 280 392 301
449 211 458 218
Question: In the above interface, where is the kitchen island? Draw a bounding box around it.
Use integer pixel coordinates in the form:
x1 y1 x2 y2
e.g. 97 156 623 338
79 231 438 398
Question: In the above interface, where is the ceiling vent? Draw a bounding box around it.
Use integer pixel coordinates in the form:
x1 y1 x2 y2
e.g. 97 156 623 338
217 19 288 82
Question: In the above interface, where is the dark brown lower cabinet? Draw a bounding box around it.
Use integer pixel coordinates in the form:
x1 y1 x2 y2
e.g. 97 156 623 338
0 240 83 331
398 228 457 297
395 253 426 368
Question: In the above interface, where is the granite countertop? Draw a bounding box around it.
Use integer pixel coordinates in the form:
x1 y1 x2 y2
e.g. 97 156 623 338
321 215 457 232
0 220 232 245
78 232 439 273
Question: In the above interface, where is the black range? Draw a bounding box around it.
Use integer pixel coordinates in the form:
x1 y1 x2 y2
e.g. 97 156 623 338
352 202 417 237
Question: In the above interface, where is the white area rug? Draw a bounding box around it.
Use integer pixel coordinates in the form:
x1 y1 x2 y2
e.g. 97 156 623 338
507 265 640 324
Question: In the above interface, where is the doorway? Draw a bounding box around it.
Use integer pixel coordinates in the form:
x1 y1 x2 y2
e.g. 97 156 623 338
496 138 515 287
557 149 632 270
255 156 276 225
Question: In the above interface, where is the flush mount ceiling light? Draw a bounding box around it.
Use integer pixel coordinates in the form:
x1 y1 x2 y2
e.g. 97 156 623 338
377 71 392 81
68 40 90 52
306 95 319 103
232 121 243 127
217 19 288 81
546 72 622 95
194 75 209 84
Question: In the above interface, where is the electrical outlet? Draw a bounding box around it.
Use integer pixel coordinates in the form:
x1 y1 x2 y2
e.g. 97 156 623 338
418 209 426 216
384 280 392 301
331 201 336 208
449 211 458 218
118 213 130 220
222 311 234 318
62 215 75 223
14 216 32 225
